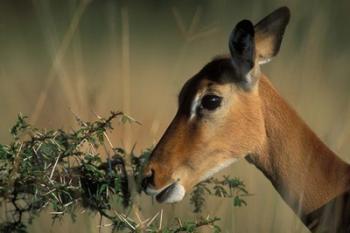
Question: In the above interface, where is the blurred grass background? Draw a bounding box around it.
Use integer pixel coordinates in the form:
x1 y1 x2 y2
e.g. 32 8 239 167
0 0 350 232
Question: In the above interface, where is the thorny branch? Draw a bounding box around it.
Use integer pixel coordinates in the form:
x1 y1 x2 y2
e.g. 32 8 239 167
0 111 248 232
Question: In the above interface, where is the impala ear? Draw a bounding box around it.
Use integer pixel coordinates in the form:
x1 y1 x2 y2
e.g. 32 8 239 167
229 19 256 88
254 6 290 64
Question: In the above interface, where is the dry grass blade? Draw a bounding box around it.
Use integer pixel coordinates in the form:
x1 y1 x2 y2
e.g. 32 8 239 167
31 0 91 123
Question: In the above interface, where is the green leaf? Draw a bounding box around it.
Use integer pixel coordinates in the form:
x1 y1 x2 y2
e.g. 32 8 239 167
10 114 29 138
233 196 247 207
96 130 104 143
0 144 11 159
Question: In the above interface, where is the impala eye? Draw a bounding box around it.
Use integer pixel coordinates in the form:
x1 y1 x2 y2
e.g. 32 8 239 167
201 94 222 111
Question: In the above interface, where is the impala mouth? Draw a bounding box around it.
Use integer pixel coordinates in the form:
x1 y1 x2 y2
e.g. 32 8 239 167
155 182 185 203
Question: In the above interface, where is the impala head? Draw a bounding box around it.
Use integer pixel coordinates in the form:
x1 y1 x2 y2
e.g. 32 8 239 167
142 7 290 203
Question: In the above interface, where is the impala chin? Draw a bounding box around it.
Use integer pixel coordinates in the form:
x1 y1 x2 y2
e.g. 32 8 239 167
146 182 186 203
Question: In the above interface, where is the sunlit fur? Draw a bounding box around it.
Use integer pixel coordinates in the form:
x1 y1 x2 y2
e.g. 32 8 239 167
143 76 267 202
143 7 350 219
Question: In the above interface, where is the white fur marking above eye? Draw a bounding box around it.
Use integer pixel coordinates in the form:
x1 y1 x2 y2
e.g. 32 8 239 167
246 73 252 84
190 94 201 120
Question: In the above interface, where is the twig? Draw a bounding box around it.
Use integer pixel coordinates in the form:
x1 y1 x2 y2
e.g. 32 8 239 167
49 154 61 181
173 217 220 233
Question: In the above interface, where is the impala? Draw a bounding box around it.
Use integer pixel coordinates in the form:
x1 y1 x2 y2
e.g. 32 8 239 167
142 7 350 232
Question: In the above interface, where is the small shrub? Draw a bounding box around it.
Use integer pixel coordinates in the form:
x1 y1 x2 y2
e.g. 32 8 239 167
0 112 249 233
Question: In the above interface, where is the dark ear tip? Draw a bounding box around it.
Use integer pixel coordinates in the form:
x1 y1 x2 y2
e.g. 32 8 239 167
275 6 291 23
279 6 291 15
235 20 254 36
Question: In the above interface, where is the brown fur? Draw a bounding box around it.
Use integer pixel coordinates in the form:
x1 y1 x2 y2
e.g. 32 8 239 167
145 70 350 215
251 75 350 215
143 6 350 226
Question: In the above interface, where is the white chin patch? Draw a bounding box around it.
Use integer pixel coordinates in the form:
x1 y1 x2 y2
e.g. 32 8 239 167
158 183 186 203
162 183 186 203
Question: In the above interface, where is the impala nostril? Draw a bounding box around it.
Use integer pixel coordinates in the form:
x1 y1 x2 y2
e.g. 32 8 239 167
142 169 155 191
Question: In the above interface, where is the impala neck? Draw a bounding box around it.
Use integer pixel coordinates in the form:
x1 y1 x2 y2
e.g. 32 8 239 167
247 75 350 216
